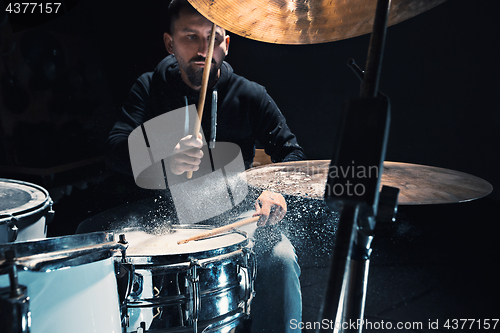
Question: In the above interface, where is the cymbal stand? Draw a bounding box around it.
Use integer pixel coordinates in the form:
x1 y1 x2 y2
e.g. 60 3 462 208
317 0 399 332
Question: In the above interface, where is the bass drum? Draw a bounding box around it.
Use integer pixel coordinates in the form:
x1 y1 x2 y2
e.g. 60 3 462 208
117 225 255 333
0 232 124 333
0 179 54 243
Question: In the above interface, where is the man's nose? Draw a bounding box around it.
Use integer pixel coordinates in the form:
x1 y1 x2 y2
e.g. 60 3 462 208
197 38 208 57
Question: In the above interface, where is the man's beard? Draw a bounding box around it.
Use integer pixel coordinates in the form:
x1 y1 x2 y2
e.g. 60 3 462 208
181 56 223 88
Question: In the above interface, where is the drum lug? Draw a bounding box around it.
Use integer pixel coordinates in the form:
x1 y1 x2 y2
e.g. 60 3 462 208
46 200 55 224
239 248 256 315
115 261 135 329
187 259 201 333
116 234 134 331
137 321 146 333
130 273 143 298
242 247 257 282
7 215 19 242
122 313 129 332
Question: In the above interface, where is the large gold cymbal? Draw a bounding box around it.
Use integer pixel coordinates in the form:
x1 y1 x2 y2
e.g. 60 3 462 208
244 161 493 205
188 0 446 44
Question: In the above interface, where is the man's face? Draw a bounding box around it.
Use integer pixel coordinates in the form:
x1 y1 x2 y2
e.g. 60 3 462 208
164 8 230 90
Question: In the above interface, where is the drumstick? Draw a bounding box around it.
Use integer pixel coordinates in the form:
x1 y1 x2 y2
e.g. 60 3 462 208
187 23 217 179
177 216 259 244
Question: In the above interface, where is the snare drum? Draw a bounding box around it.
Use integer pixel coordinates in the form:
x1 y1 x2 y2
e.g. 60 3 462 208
0 179 54 243
0 232 124 333
117 226 255 333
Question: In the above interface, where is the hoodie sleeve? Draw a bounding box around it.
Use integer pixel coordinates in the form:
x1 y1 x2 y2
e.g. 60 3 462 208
104 73 153 175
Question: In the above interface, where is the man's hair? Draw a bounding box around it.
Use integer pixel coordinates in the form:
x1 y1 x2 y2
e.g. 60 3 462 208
165 0 198 34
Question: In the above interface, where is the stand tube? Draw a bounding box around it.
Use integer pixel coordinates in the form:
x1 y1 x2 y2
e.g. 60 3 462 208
318 204 359 331
318 0 392 331
360 0 391 98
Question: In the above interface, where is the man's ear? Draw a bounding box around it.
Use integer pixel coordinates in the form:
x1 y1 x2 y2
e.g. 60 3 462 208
164 32 174 54
224 34 230 56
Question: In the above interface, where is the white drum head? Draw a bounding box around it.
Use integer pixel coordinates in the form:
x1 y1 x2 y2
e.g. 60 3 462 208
120 227 247 256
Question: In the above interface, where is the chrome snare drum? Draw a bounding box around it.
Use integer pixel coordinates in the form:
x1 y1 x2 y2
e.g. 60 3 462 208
117 226 255 333
0 179 54 243
0 232 124 333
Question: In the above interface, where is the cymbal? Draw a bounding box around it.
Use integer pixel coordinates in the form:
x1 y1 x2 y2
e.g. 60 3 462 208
188 0 446 44
243 161 493 205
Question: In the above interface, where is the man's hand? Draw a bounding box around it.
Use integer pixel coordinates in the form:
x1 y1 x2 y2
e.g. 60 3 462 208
253 190 287 226
170 133 204 175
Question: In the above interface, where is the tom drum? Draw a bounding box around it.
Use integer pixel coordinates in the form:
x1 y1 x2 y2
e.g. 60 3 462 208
0 179 54 243
0 232 124 333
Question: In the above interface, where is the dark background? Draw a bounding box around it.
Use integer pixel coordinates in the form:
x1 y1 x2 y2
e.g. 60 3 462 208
1 0 498 194
1 0 499 330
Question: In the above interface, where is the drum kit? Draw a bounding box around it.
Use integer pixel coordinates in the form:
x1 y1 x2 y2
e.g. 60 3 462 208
0 0 494 333
1 189 256 333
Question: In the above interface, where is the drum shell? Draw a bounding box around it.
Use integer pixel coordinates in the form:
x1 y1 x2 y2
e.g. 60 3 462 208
0 179 54 243
0 233 123 333
0 258 122 333
118 227 254 332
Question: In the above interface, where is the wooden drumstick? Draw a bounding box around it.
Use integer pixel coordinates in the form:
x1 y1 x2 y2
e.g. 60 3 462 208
177 216 259 244
187 23 217 179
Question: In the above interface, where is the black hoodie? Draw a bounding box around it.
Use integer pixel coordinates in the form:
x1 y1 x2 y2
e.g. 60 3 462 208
105 55 305 176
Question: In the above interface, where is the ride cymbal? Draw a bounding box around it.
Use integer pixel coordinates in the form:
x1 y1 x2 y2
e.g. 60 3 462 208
244 160 493 205
188 0 446 44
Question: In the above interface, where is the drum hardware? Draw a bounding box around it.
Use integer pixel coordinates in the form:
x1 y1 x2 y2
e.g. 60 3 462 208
312 0 405 330
187 260 201 333
6 218 19 243
0 285 30 333
176 272 186 328
4 208 54 242
375 186 400 224
116 233 135 332
0 250 31 333
238 247 256 317
310 0 396 330
2 241 125 272
118 234 129 258
347 59 366 83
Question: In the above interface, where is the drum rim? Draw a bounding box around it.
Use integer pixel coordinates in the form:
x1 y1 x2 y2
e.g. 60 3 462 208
0 178 51 223
116 225 249 265
0 231 121 272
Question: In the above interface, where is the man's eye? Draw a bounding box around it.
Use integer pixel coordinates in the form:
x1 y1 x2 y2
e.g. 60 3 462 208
187 35 197 40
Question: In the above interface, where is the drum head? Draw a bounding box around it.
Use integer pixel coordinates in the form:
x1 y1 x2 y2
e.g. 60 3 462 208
0 179 49 219
117 226 248 264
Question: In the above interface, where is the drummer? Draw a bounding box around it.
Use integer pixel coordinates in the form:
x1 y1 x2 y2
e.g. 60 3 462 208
105 0 305 332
